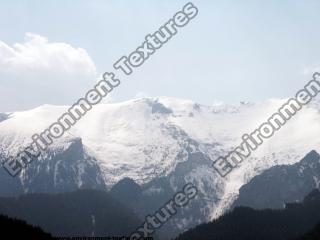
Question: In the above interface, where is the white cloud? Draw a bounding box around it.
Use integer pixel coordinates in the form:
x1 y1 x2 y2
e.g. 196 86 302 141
0 33 97 112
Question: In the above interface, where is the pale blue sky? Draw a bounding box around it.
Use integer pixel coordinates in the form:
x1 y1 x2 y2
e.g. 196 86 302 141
1 0 320 111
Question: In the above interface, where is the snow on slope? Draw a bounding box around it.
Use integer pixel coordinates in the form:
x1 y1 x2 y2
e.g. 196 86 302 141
1 96 320 219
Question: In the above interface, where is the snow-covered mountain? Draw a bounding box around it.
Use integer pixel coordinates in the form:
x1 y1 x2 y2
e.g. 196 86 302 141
0 96 320 238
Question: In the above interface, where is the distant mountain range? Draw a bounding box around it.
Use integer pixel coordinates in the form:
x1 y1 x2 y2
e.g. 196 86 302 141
1 97 320 238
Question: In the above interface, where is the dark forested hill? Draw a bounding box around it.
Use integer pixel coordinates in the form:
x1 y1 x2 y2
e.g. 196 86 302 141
0 189 141 237
233 150 320 209
176 190 320 240
295 222 320 240
0 214 53 239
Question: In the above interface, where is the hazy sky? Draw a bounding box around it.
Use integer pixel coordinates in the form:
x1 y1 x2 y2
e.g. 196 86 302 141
1 0 320 111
